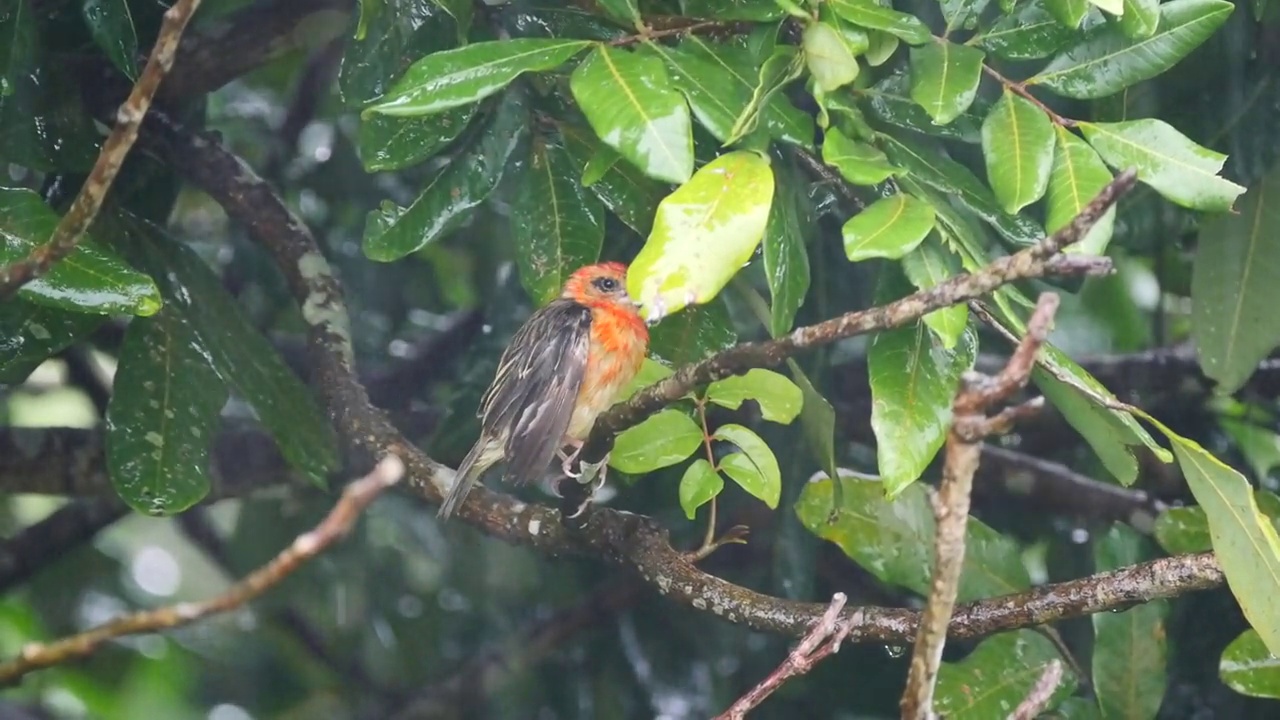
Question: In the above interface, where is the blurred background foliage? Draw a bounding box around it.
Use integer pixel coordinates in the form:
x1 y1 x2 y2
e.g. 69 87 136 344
2 0 1280 718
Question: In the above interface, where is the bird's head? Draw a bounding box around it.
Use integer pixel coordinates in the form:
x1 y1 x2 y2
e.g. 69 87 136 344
562 262 637 311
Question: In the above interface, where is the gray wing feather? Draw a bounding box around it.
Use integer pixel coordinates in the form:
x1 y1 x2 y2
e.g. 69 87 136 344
479 299 591 486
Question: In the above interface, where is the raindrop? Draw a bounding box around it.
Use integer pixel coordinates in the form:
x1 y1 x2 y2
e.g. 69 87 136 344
397 594 423 618
208 703 254 720
131 545 182 597
884 644 906 658
1070 528 1090 544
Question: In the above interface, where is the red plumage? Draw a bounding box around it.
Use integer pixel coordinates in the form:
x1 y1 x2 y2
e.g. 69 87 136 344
437 262 649 520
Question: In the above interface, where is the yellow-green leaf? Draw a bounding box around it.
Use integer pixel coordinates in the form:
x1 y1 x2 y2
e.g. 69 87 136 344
901 236 969 349
1047 126 1117 255
981 89 1055 214
679 458 723 519
822 127 900 186
713 423 781 508
909 40 985 126
706 368 804 424
842 193 936 262
610 409 703 474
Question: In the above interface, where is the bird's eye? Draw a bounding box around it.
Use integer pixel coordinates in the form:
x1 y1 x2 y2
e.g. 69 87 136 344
592 276 619 292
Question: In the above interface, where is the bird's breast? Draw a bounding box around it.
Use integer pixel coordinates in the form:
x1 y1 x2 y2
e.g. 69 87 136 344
565 310 647 440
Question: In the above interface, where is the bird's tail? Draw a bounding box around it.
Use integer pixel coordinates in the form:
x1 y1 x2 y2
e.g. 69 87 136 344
438 436 499 520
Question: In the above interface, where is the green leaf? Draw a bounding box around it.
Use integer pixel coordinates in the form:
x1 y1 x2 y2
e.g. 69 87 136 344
649 298 738 366
788 359 839 483
1030 0 1236 99
941 0 994 30
596 0 640 24
706 369 804 424
902 237 969 349
106 310 228 516
1192 165 1280 394
628 151 774 319
609 409 704 474
0 188 161 316
1153 490 1280 554
981 89 1056 214
358 104 476 172
1093 525 1169 720
560 121 665 235
511 138 604 306
713 424 781 508
570 44 694 184
869 320 977 497
623 357 675 399
106 212 340 486
909 40 986 126
822 127 900 186
431 0 473 43
1046 0 1094 27
81 0 138 79
0 300 102 384
842 194 937 261
979 0 1080 60
1080 119 1245 212
865 73 985 143
726 46 806 145
936 631 1077 717
338 1 461 106
803 22 860 93
1047 126 1117 255
366 39 591 116
1117 0 1161 38
680 458 724 519
763 162 812 337
1137 412 1280 657
828 0 933 45
1221 416 1280 481
795 475 1031 599
1089 0 1125 15
681 0 786 20
883 135 1044 246
678 37 813 147
1220 629 1280 700
1052 698 1106 720
364 90 527 261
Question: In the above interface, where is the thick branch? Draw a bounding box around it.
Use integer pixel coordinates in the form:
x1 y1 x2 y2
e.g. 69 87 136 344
0 455 403 685
0 499 126 594
0 0 203 299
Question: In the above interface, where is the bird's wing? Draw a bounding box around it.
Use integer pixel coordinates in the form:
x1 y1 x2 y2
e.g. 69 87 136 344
479 299 592 486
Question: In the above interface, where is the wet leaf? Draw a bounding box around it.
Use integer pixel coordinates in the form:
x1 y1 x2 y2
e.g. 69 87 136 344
982 89 1055 214
0 300 102 385
648 298 738 366
628 151 774 319
828 0 933 45
609 409 703 474
1192 165 1280 394
1220 629 1280 699
795 475 1031 599
864 29 901 66
788 359 839 483
763 162 811 337
865 72 986 143
869 320 977 497
595 0 639 24
822 127 900 186
681 0 786 20
364 90 527 261
511 138 604 306
1047 0 1094 27
570 44 694 184
1047 126 1117 255
1117 0 1161 39
979 0 1080 60
804 22 860 93
1090 0 1125 14
677 37 813 147
1080 119 1245 212
338 0 457 106
936 631 1077 717
105 310 227 516
883 135 1044 246
706 369 804 424
941 0 993 30
366 38 591 116
81 0 138 79
560 121 665 235
1154 490 1280 554
358 104 476 172
714 424 781 508
1030 0 1236 99
106 212 339 487
1093 524 1169 720
726 46 806 145
680 458 723 519
431 0 473 42
909 40 985 125
902 236 969 349
842 193 937 262
0 188 161 316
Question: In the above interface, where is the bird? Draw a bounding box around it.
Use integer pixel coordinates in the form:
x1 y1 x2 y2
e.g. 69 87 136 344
437 262 650 520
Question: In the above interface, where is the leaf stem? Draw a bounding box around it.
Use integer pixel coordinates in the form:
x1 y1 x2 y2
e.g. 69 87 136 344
982 65 1076 128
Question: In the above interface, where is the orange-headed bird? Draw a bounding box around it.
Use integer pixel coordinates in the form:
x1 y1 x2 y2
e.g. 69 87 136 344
437 262 649 519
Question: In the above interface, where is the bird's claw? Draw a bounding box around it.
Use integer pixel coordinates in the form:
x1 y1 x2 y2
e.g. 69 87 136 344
558 443 585 478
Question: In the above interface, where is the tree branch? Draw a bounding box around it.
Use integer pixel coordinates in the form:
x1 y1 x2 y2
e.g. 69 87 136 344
1011 660 1065 720
0 0 204 300
901 293 1059 720
0 499 127 594
0 454 404 686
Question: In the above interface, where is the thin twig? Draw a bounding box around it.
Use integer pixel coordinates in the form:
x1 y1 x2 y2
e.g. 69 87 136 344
714 594 854 720
1009 660 1065 720
0 454 404 686
0 0 204 300
901 294 1060 720
608 19 752 46
982 65 1076 128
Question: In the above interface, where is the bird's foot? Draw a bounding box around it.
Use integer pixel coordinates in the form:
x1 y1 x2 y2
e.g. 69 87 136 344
558 441 584 479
